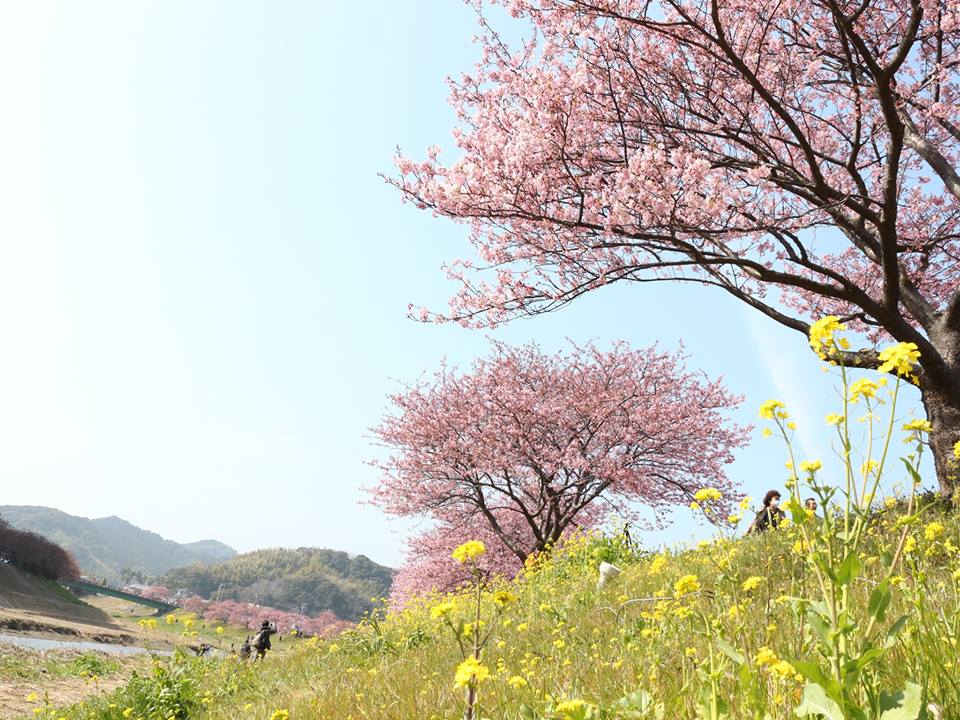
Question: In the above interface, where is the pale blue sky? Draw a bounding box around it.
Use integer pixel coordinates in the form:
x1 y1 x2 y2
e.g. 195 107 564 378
0 2 928 567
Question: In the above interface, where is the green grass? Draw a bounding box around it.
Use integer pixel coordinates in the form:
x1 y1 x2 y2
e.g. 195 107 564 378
39 500 960 720
0 647 121 683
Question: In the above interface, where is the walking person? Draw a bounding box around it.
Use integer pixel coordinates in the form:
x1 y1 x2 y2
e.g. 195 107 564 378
252 620 277 660
747 490 786 534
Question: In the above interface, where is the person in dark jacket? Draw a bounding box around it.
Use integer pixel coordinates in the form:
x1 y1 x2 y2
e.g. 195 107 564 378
747 490 786 534
252 620 277 659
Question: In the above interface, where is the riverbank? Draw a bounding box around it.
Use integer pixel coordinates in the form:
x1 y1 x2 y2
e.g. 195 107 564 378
0 642 151 719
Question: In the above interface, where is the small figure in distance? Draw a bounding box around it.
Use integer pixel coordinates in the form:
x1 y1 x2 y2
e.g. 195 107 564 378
805 497 818 515
252 620 277 660
238 637 252 661
747 490 786 534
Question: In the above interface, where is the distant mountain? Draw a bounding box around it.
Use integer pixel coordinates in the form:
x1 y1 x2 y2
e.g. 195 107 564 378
158 547 395 621
0 505 237 584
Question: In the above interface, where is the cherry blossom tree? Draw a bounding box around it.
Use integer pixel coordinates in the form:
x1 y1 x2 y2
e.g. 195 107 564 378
389 508 543 605
393 0 960 491
372 341 747 599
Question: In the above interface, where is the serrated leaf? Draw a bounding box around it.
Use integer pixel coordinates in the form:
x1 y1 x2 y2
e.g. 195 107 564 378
794 682 845 720
879 681 924 720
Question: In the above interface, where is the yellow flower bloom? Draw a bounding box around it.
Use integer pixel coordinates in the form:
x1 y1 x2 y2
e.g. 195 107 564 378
739 496 752 510
825 413 844 426
451 540 486 564
727 514 741 525
673 574 700 598
507 675 527 689
689 501 701 511
694 487 722 502
925 521 946 542
877 342 920 377
799 460 822 473
902 419 932 433
808 316 846 358
493 590 517 608
904 535 917 553
755 646 778 667
453 656 490 688
953 440 960 460
269 710 290 720
741 576 764 592
430 601 456 620
648 555 667 574
848 378 880 403
555 699 592 719
759 399 787 419
762 427 772 437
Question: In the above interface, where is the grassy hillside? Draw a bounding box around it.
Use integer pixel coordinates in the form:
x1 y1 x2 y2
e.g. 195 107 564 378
0 506 236 583
39 494 960 720
157 547 394 621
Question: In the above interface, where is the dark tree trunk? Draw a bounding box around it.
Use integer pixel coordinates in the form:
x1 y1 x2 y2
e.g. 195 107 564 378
920 323 960 495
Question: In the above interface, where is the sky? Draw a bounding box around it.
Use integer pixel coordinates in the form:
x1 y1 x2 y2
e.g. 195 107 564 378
0 1 930 568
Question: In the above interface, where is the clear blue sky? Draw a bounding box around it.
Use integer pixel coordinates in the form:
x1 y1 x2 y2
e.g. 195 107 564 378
0 1 929 567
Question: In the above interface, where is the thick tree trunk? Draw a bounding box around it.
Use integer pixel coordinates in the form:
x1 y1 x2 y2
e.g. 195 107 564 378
923 385 960 495
920 324 960 495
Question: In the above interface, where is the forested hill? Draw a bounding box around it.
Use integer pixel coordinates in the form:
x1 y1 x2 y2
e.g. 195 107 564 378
0 505 236 583
158 548 394 621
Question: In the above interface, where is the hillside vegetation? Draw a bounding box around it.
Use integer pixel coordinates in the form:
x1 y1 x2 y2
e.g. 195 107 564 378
158 547 394 621
0 506 236 583
37 497 960 720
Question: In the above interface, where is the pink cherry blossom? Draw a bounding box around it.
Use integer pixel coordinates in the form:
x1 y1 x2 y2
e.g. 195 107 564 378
371 340 747 600
391 0 960 491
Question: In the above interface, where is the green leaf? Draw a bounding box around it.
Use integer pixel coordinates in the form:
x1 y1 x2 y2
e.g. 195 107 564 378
794 682 845 720
715 638 744 665
616 689 653 713
807 608 832 647
836 552 860 587
790 661 841 701
519 704 538 720
868 580 892 622
879 681 924 720
884 616 909 649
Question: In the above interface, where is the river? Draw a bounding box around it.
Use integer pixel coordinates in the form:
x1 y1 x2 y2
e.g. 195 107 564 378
0 633 171 655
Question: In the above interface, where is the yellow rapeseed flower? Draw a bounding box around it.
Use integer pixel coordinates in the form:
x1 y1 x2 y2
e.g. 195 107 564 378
755 646 777 666
507 675 527 689
555 699 592 719
741 576 764 592
825 413 844 426
799 460 822 473
694 488 722 502
453 656 490 688
903 419 932 433
430 601 456 620
269 710 290 720
953 440 960 460
648 555 667 574
878 342 920 377
925 521 946 542
673 574 700 598
739 496 752 510
451 540 486 564
759 399 787 419
808 316 846 358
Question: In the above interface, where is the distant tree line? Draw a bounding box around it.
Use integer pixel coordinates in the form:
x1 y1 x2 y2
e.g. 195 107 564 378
0 515 80 581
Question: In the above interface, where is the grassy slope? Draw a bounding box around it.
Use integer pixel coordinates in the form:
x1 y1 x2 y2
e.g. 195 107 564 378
48 501 960 720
